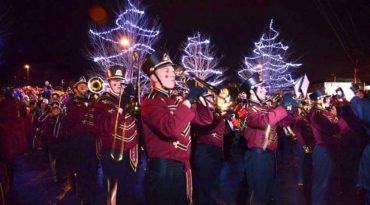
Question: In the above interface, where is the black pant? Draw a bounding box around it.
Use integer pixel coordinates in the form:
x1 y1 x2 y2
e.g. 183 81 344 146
245 148 276 205
47 140 68 184
67 133 98 205
145 158 188 205
101 148 138 205
192 143 223 205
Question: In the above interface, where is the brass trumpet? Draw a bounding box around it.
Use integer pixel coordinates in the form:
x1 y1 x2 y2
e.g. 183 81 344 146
175 66 220 96
88 77 105 94
175 66 237 116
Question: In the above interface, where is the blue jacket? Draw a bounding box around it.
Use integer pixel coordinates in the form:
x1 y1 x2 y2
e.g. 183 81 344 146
350 96 370 135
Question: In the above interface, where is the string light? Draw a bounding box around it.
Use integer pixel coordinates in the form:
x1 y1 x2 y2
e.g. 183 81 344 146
181 33 224 87
88 0 160 94
238 19 301 93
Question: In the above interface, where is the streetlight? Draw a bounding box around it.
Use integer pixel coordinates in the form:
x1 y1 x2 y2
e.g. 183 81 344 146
24 64 31 85
119 36 132 79
119 37 130 48
256 64 263 69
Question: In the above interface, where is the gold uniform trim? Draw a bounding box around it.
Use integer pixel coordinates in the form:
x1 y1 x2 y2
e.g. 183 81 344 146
173 139 191 151
112 131 137 142
81 120 95 126
211 132 222 140
181 123 191 137
119 121 136 130
148 91 157 100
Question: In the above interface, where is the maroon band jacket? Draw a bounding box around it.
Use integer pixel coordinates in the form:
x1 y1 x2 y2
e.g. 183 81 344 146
141 88 213 164
193 113 228 148
94 92 138 151
64 96 95 137
244 100 288 152
309 106 348 145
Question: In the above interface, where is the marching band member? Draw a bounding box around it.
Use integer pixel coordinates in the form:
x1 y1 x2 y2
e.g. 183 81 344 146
240 72 289 205
277 92 297 167
141 51 213 205
41 101 67 185
64 76 97 205
345 84 370 204
94 66 139 205
293 100 314 188
309 88 349 205
191 94 230 205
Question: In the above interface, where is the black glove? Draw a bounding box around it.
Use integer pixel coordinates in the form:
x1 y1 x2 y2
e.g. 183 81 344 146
186 78 196 89
120 83 134 109
187 86 207 104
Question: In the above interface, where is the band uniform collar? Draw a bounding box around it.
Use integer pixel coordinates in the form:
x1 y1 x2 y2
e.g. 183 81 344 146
153 88 172 98
248 99 265 106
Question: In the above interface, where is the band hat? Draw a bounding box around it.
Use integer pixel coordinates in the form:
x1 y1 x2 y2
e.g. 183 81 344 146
350 83 362 93
309 88 326 101
73 76 88 88
240 72 265 92
142 51 175 76
107 65 126 80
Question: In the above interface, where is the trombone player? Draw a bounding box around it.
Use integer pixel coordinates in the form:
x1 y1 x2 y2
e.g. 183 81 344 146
94 66 138 205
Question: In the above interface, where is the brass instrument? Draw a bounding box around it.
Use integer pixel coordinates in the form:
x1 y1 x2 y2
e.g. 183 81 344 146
88 77 105 94
283 126 296 140
175 66 237 115
110 50 140 162
175 66 220 96
263 125 272 150
110 84 126 161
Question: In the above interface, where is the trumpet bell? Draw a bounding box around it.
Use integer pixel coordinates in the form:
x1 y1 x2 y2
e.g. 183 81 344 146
88 77 105 94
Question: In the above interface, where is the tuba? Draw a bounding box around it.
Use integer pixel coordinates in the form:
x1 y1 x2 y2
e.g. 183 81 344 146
88 77 105 94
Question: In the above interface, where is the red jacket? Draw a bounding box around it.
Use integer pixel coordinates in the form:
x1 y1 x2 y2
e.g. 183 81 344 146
244 101 288 152
141 88 213 165
94 92 138 150
64 96 95 137
0 97 26 162
293 114 314 146
193 113 228 148
309 106 348 145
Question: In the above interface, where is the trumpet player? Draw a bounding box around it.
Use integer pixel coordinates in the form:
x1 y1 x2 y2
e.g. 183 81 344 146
64 76 98 204
93 66 138 205
141 51 214 205
240 72 289 205
309 88 349 205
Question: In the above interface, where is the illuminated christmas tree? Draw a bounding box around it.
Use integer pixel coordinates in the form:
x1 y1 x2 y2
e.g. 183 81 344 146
181 33 224 87
88 0 160 94
238 19 301 94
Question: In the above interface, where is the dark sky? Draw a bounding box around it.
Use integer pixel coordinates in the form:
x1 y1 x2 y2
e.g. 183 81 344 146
1 0 369 86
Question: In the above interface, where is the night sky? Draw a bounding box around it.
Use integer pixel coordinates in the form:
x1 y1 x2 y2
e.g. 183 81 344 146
1 0 369 86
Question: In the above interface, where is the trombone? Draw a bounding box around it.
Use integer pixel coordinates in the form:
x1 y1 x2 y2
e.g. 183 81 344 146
110 82 127 162
110 51 140 162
